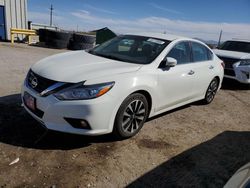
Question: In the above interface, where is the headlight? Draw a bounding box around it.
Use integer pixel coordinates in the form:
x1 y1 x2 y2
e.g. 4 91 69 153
239 59 250 66
54 82 115 100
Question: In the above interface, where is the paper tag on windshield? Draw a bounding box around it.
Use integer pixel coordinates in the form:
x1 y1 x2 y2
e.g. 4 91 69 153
147 38 165 45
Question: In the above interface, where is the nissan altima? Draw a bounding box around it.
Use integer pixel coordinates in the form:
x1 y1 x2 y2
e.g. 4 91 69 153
22 33 224 138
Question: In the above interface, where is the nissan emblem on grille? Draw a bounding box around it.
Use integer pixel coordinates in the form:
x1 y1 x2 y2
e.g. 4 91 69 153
30 75 38 88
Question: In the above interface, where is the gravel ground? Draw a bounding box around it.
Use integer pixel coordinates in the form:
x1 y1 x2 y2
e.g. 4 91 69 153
0 42 249 187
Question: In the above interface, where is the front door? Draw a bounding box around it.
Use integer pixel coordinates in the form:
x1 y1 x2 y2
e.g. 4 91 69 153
156 42 197 112
0 6 6 40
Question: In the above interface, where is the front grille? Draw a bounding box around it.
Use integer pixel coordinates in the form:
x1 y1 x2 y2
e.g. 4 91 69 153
27 70 58 93
224 69 236 77
218 56 239 69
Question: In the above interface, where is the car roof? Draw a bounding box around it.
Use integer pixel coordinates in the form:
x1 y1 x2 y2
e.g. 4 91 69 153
124 32 187 41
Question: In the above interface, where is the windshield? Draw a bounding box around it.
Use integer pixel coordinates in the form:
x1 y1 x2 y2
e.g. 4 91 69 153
219 41 250 53
89 35 170 64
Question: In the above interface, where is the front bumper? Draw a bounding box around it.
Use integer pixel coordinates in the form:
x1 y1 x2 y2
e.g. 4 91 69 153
21 81 118 135
224 63 250 84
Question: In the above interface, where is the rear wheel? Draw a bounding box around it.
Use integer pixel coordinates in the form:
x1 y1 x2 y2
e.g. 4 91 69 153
113 93 149 138
203 78 219 104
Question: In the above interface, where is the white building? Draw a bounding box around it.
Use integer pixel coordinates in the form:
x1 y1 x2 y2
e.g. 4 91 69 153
0 0 27 41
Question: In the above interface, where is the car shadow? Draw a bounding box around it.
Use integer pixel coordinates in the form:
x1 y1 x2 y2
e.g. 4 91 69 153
0 94 119 150
127 131 250 188
147 104 191 122
0 93 208 150
146 99 209 122
221 78 250 90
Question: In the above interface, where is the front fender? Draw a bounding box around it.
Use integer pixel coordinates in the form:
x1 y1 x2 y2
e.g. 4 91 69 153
85 71 158 131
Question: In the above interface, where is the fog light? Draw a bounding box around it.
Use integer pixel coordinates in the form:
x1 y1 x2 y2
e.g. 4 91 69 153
64 118 91 129
79 120 88 128
241 71 250 79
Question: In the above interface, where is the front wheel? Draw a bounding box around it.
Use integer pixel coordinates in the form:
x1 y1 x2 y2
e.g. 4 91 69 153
203 78 219 104
113 93 149 139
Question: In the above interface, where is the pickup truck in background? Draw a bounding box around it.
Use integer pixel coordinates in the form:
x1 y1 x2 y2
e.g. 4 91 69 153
213 40 250 84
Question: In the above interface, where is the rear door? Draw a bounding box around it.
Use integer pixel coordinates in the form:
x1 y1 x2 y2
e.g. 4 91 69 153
0 6 6 40
190 42 216 96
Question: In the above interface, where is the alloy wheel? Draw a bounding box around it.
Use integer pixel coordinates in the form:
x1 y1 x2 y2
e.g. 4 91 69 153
206 79 218 103
121 99 146 134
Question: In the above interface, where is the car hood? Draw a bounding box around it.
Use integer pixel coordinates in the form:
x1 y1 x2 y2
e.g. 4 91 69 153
31 51 141 83
213 49 250 59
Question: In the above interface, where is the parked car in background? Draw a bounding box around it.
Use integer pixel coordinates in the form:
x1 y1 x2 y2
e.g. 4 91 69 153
22 33 224 138
213 40 250 84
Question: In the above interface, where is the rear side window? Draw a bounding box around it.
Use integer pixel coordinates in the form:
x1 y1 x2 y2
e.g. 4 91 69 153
191 42 213 62
167 42 192 65
207 49 213 60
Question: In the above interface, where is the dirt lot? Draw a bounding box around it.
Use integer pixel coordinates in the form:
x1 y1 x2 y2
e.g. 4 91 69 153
0 42 249 188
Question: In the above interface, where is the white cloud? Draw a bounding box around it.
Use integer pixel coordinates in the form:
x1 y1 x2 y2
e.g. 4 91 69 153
79 10 90 15
84 4 117 15
28 10 250 41
28 11 63 25
71 10 130 25
70 10 250 41
149 3 182 14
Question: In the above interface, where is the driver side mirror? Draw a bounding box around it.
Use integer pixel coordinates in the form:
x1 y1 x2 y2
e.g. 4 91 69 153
161 57 177 68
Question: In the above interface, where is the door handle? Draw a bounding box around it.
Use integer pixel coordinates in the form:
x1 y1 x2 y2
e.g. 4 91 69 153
188 70 195 75
209 65 214 69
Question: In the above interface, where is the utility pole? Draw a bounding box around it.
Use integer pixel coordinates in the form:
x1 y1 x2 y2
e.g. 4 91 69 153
50 4 53 26
217 30 222 47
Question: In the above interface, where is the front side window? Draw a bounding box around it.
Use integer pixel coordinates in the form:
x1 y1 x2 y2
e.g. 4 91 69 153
167 42 192 64
89 35 170 64
191 42 212 62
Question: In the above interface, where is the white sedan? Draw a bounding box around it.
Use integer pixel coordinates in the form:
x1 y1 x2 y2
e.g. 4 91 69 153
22 33 224 138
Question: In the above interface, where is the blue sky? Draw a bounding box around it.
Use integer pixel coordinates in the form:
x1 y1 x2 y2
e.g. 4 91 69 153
28 0 250 40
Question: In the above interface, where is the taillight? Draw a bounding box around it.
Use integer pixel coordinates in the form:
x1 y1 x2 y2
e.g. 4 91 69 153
221 62 225 69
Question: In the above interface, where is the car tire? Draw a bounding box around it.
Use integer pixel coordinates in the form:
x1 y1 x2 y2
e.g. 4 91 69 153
113 93 149 139
38 29 48 42
203 78 219 104
46 39 69 49
73 34 96 44
68 42 94 50
47 30 72 41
